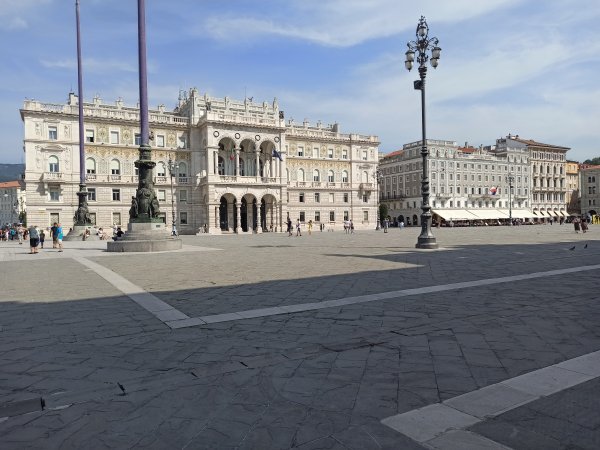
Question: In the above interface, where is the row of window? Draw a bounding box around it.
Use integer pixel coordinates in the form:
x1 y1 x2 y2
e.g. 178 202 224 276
48 188 189 203
296 210 368 222
295 169 349 183
46 156 189 178
294 147 352 159
47 126 187 148
297 192 353 204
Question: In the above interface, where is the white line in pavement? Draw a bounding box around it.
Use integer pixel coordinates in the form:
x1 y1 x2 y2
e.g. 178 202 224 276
73 257 197 327
381 350 600 448
164 263 600 328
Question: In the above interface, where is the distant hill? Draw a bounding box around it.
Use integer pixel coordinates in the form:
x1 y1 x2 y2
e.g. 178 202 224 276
0 164 25 182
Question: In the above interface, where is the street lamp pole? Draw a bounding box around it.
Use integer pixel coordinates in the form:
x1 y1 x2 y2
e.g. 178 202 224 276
507 173 514 225
168 158 179 236
375 168 382 230
405 16 441 249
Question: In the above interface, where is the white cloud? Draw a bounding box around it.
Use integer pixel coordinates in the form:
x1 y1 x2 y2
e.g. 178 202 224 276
0 0 52 31
202 0 521 47
40 58 146 74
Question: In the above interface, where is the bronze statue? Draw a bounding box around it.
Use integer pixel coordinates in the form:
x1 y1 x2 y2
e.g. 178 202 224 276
129 196 138 218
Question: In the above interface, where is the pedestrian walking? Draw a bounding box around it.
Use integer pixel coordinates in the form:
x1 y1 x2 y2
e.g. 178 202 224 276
51 222 58 248
287 217 293 236
39 229 45 249
28 225 40 254
296 219 302 236
56 223 64 252
581 219 588 233
350 220 354 234
574 217 581 233
17 225 24 244
308 220 313 235
384 218 389 233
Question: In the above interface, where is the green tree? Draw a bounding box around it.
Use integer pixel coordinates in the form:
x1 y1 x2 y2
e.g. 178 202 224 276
379 204 388 222
583 157 600 165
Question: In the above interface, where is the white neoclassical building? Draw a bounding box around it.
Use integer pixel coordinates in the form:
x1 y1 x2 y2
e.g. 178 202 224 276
380 139 533 225
21 89 379 233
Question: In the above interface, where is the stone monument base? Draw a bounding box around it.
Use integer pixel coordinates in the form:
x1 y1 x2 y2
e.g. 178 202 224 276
64 225 99 241
107 221 182 252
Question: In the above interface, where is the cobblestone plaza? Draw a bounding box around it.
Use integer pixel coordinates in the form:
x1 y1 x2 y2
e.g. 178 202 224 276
1 225 600 449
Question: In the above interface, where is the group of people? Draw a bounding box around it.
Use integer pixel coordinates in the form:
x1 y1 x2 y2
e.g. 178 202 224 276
1 222 64 253
343 219 355 233
286 218 303 236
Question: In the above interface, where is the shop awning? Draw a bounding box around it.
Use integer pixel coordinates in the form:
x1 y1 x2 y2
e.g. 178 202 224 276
560 211 567 217
497 209 536 219
432 209 478 220
468 209 506 220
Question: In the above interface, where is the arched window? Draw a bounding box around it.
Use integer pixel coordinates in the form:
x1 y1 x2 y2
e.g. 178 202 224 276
342 170 349 183
313 169 320 182
362 171 369 182
85 157 96 174
328 170 335 182
110 159 121 175
178 162 187 177
48 155 59 173
297 168 305 181
156 162 166 177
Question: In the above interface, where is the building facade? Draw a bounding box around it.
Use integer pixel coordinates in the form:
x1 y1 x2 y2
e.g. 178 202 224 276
580 165 600 217
21 90 379 233
496 135 569 219
566 160 580 215
380 139 531 225
0 180 25 226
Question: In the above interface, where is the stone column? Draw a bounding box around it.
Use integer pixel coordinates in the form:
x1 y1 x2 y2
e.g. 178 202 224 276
236 203 242 234
235 149 240 177
257 202 263 233
227 201 234 232
215 205 219 231
255 150 260 180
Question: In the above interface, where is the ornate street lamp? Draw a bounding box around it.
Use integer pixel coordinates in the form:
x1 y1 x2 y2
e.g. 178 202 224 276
167 158 179 236
506 173 514 225
405 16 441 249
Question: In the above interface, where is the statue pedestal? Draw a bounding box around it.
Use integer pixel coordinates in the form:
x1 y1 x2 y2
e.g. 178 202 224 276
64 225 99 241
107 221 182 252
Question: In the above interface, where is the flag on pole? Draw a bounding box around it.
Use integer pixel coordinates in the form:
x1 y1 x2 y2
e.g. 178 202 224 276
272 148 283 161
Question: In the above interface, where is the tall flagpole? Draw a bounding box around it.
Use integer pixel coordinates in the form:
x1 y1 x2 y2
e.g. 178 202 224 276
129 0 160 223
71 0 91 229
107 0 181 251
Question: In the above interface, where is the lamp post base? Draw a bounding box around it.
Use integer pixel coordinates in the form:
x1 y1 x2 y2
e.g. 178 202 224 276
416 236 438 249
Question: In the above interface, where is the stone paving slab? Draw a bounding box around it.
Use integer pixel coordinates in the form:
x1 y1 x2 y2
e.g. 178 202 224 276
0 226 599 448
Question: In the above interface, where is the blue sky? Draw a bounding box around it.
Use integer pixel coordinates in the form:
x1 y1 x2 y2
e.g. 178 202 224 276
1 0 600 164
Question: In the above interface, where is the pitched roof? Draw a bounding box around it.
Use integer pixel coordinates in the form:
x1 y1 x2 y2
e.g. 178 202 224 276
508 136 570 150
0 180 22 188
382 149 404 159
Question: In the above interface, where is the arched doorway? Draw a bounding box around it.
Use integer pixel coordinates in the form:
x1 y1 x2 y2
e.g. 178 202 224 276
241 198 248 231
240 195 258 232
218 194 239 232
398 215 405 223
261 194 278 232
412 214 419 226
219 197 228 230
